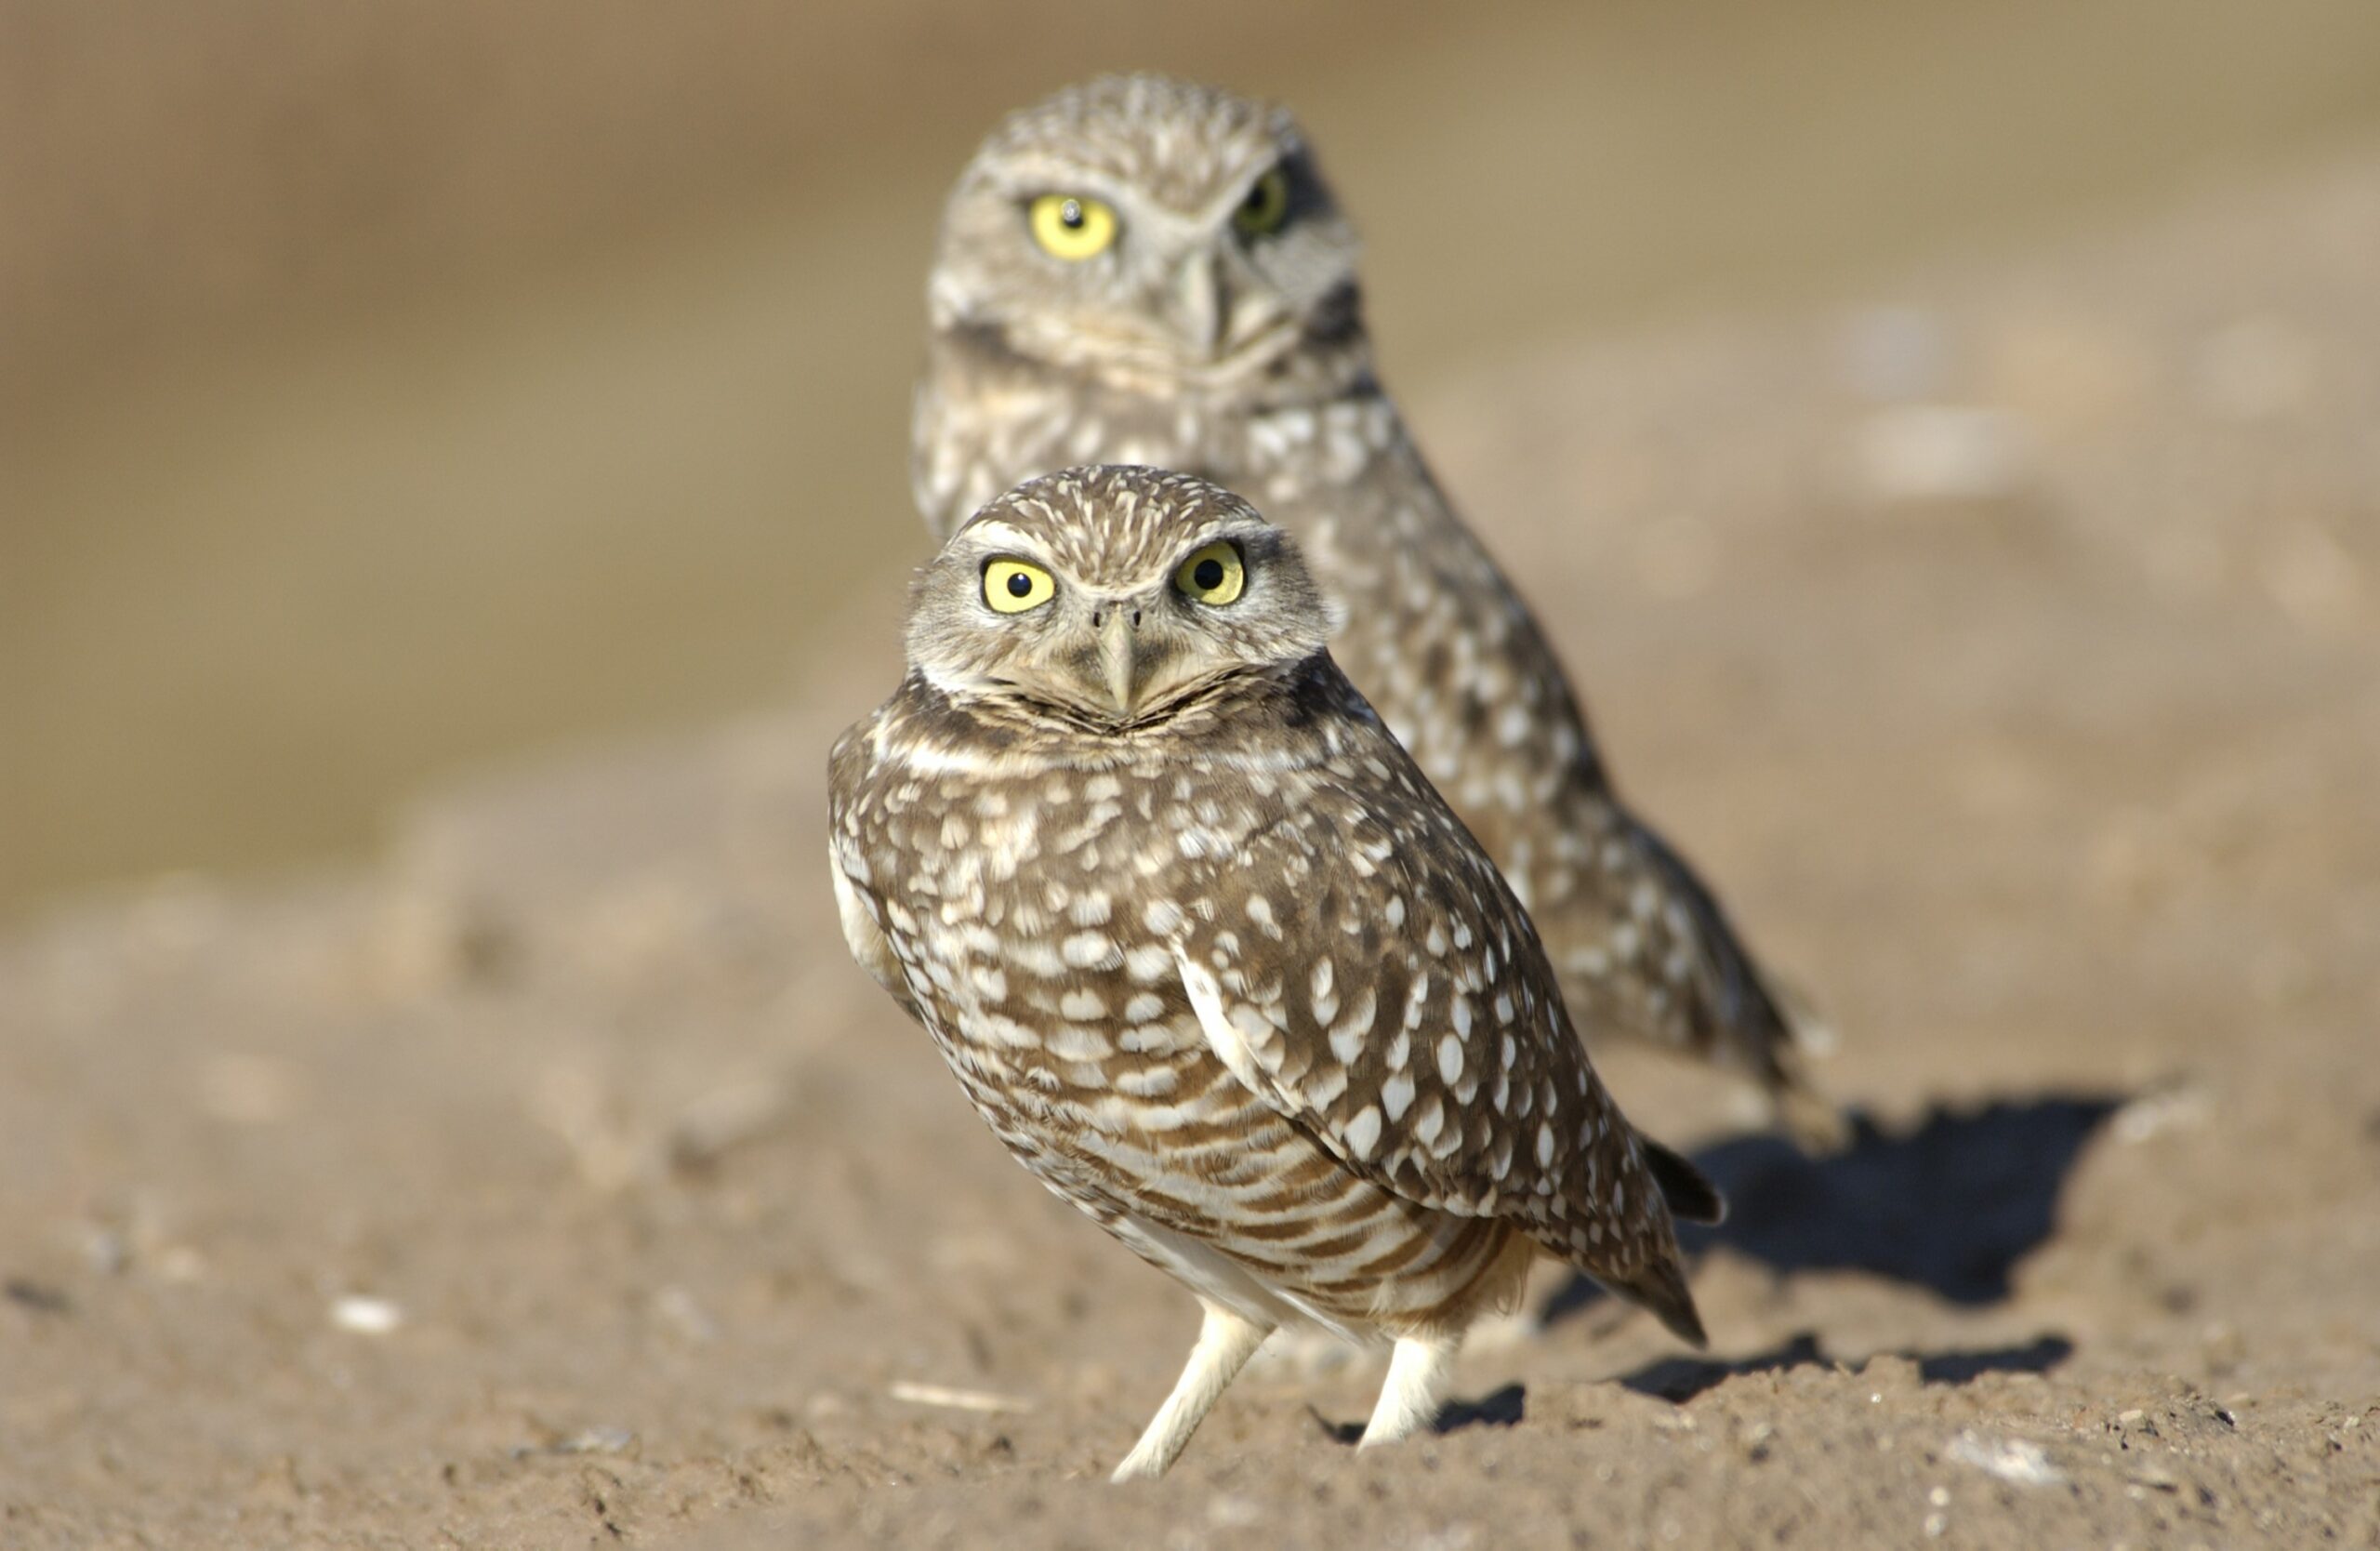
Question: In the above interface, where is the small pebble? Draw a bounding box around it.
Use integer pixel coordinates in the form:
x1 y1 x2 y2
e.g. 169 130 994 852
1841 307 1952 402
1853 404 2033 505
2189 317 2314 422
2114 1087 2208 1144
653 1284 718 1345
330 1294 404 1334
1947 1430 2064 1487
1207 1495 1262 1530
2257 520 2363 635
886 1381 1031 1414
156 1247 206 1284
553 1426 636 1455
82 1227 130 1276
668 1080 788 1172
196 1053 298 1125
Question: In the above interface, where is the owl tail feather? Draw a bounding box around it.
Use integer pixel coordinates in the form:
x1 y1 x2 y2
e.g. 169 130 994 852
1642 1137 1726 1226
1593 1136 1724 1350
1611 1257 1710 1350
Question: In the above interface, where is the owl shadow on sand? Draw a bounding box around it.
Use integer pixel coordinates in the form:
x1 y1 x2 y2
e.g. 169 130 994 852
1545 1092 2124 1315
1520 1093 2123 1406
1322 1094 2119 1440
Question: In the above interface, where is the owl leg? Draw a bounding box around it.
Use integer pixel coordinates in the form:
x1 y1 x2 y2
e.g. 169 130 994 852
1110 1302 1273 1482
1357 1332 1460 1448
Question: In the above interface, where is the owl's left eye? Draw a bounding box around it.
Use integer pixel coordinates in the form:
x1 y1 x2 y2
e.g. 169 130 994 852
985 558 1057 614
1232 168 1291 237
1173 541 1246 606
1028 193 1118 260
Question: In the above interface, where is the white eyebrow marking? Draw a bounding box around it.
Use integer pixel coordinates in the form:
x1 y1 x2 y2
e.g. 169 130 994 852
959 520 1040 552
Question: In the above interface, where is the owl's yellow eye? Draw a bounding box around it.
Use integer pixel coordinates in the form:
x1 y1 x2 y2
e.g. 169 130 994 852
984 559 1056 614
1173 541 1245 606
1233 168 1291 236
1028 193 1118 260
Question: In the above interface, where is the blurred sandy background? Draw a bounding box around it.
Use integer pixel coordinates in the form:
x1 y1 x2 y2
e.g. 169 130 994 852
8 0 2380 918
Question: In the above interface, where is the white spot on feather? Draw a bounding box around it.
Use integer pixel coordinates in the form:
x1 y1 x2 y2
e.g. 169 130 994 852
1062 932 1118 969
1049 1026 1113 1063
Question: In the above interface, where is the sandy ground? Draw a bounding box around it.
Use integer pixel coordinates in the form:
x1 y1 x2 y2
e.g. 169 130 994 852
5 145 2380 1548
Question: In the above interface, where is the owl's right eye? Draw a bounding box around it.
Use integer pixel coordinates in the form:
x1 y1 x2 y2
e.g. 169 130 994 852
1028 193 1118 260
1233 167 1291 236
1173 541 1246 606
984 559 1057 614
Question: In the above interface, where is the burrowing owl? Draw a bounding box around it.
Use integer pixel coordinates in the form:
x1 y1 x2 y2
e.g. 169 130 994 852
829 467 1722 1478
913 75 1840 1146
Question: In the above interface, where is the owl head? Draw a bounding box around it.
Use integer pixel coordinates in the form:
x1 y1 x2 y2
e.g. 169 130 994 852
906 466 1337 726
927 74 1364 389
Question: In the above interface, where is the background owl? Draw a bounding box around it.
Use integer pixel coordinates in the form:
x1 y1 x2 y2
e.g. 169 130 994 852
829 467 1722 1479
912 74 1841 1147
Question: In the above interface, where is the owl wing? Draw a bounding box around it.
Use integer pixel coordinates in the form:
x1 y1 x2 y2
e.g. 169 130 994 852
1165 732 1708 1279
831 855 917 1019
826 719 920 1022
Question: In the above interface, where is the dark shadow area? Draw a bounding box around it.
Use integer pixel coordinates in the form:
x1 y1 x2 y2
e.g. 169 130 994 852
4 1278 73 1316
1312 1331 2072 1443
1915 1333 2073 1385
1310 1382 1527 1447
1620 1332 2074 1404
1543 1093 2124 1325
1435 1382 1527 1433
1622 1332 1830 1402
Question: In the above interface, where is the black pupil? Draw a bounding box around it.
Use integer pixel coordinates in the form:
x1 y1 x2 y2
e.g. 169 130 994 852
1060 200 1084 228
1006 572 1034 597
1193 558 1225 590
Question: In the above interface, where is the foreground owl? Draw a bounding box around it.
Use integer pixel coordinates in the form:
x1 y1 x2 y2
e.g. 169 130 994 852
830 467 1722 1478
912 75 1839 1146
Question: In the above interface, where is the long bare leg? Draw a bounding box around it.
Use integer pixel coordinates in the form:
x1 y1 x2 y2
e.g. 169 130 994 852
1358 1332 1459 1449
1111 1303 1274 1481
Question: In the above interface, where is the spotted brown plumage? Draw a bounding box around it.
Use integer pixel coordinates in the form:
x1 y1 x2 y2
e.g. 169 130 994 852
829 468 1720 1479
911 74 1842 1147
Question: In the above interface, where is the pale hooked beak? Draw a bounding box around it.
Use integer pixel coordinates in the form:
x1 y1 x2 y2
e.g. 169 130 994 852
1096 605 1140 715
1168 252 1226 356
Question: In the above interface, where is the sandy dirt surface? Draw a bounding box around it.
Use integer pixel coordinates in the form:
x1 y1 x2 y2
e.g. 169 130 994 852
5 147 2379 1548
